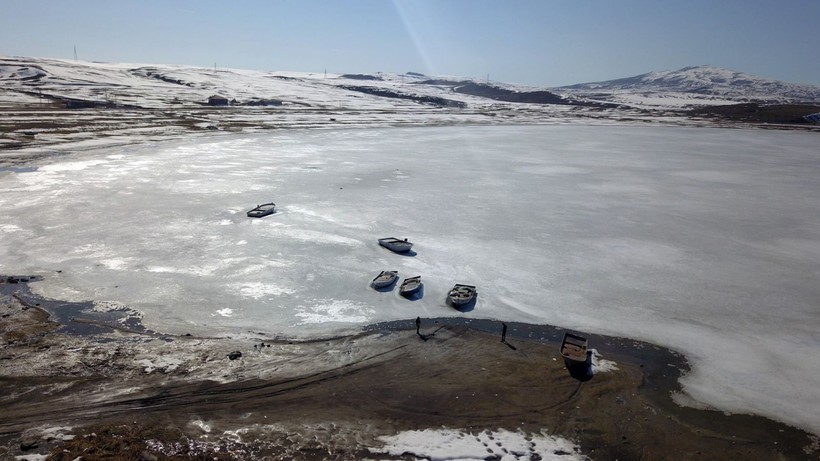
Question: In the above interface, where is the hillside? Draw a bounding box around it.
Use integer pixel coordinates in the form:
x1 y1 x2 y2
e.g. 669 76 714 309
0 56 586 111
2 57 819 166
558 65 820 109
0 56 633 164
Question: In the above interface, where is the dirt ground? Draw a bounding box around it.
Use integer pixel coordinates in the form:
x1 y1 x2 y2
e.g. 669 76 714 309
1 277 818 460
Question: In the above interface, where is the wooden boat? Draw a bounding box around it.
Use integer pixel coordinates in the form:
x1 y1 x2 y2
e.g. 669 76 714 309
378 237 413 253
371 270 398 288
560 332 589 365
399 276 422 297
447 284 477 306
247 202 276 218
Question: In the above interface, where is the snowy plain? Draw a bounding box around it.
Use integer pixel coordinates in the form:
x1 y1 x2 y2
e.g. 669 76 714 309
1 124 820 436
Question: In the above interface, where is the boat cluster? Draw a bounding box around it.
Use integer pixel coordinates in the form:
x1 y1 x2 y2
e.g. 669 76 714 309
375 237 477 307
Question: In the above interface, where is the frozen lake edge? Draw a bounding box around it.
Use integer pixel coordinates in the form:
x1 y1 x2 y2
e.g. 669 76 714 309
1 273 817 460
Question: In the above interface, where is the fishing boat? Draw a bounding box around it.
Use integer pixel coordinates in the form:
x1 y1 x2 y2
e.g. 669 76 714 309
371 270 398 288
560 332 589 366
399 276 422 297
247 202 276 218
378 237 413 253
447 284 477 306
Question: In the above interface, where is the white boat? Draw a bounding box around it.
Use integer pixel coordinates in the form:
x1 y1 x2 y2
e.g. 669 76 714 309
447 284 477 306
399 276 422 297
560 332 588 365
378 237 413 253
247 202 276 218
371 270 398 288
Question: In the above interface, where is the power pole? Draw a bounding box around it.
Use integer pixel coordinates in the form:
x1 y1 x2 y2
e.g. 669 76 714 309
74 45 77 61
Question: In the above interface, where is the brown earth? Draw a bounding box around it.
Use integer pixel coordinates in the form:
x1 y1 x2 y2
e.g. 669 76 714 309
1 278 818 460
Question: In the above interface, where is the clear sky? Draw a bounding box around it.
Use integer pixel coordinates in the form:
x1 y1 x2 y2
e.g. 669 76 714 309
2 0 819 87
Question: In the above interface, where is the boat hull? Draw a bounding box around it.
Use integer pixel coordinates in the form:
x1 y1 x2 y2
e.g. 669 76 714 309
560 332 589 365
399 277 422 297
447 284 477 306
371 271 398 288
247 203 276 218
378 237 413 253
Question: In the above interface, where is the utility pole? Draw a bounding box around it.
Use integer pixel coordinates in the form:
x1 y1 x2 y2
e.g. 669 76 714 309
74 45 77 61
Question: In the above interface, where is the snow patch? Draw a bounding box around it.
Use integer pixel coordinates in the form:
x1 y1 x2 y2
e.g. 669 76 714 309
99 258 131 270
590 349 618 373
230 281 295 299
138 356 183 374
0 223 22 233
296 300 374 324
373 428 587 461
91 300 129 312
191 419 212 433
15 455 48 461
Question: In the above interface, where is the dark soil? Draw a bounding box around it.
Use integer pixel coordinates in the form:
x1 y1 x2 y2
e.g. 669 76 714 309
689 103 820 124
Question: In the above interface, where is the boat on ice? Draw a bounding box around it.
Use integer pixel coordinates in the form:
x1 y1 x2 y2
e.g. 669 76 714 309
378 237 413 253
399 276 422 297
247 202 276 218
447 284 477 306
560 332 589 366
371 270 398 288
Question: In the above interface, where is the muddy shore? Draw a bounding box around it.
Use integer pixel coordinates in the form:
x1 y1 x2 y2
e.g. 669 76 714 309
1 276 818 460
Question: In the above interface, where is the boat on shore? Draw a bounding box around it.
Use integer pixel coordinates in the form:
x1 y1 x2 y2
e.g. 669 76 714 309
378 237 413 253
247 202 276 218
560 332 589 366
371 270 398 289
447 284 477 306
399 276 422 297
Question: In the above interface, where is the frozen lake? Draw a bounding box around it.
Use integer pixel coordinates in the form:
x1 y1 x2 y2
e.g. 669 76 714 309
1 124 819 434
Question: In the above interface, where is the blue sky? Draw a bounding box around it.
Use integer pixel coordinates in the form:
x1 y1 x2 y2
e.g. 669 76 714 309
2 0 819 87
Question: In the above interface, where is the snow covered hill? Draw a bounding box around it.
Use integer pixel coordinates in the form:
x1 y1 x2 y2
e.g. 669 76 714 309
0 56 620 164
3 56 818 112
2 57 818 165
558 65 820 109
0 55 563 111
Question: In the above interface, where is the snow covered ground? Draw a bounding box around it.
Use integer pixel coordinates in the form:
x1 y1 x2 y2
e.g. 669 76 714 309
374 428 586 461
1 124 820 436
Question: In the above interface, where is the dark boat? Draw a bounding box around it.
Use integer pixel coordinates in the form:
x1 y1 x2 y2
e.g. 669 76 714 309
378 237 413 253
560 332 589 365
371 270 398 288
399 276 422 297
247 202 276 218
447 284 477 306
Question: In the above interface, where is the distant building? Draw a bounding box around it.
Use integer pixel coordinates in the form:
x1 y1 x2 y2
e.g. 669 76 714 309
207 95 229 106
804 113 820 123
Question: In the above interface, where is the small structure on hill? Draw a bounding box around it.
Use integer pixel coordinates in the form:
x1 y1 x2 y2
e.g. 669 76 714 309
208 95 229 106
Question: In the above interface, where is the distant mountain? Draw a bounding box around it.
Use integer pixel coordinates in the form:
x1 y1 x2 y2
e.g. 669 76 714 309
559 65 820 106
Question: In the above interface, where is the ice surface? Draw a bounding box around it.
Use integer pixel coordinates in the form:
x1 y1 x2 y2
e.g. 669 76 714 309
1 125 820 434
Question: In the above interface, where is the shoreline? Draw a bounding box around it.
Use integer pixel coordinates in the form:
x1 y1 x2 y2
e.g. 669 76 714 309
3 106 819 171
2 275 818 460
